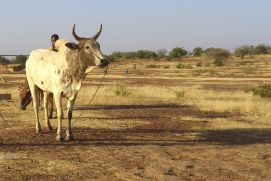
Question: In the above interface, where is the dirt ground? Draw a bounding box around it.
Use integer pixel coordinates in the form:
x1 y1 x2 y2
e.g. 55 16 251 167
1 63 271 180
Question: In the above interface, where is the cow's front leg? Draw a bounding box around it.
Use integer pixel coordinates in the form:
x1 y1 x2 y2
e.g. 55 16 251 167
65 95 77 141
54 93 63 141
44 92 52 130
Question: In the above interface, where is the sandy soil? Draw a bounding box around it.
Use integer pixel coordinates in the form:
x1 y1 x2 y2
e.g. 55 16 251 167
0 69 271 180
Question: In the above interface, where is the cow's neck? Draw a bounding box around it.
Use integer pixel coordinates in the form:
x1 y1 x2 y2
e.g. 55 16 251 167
66 50 94 81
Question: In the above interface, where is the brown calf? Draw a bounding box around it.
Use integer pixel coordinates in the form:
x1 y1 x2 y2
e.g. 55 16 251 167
19 79 54 119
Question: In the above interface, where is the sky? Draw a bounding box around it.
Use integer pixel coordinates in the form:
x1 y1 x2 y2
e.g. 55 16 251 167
0 0 271 55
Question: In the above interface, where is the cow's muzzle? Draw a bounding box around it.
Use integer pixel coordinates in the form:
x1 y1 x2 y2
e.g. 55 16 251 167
99 59 109 68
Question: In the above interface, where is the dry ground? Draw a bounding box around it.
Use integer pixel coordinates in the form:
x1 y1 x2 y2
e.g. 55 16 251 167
1 56 271 180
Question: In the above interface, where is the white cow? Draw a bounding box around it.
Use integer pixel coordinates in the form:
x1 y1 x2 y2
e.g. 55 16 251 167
26 24 108 141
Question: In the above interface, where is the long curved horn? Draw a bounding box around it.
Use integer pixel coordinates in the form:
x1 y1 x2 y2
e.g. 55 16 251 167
91 24 102 40
72 24 83 41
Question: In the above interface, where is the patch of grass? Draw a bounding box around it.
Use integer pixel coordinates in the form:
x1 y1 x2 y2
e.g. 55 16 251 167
174 90 185 101
176 63 193 69
252 83 271 98
176 63 185 69
238 61 253 66
243 67 257 75
113 82 131 96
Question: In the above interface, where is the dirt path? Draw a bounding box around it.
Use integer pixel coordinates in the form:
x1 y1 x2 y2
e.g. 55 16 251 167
1 101 271 180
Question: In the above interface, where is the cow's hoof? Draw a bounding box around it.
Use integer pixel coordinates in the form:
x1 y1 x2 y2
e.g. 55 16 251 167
56 135 63 142
65 134 74 141
48 114 53 119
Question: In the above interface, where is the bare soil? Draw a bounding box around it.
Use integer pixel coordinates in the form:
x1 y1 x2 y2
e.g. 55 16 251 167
0 67 271 180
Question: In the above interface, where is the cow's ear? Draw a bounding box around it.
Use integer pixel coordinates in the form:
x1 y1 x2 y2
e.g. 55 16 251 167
65 42 80 50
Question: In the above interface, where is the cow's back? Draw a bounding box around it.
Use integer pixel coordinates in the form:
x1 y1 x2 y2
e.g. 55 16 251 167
26 48 68 92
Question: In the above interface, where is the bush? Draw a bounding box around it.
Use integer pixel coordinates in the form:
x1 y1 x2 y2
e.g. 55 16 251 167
207 48 230 60
214 59 224 66
175 90 185 101
163 65 170 69
252 83 271 98
192 47 204 57
176 63 193 69
169 47 188 58
145 64 161 68
113 83 131 96
254 44 268 55
176 63 185 69
234 45 254 58
235 44 271 57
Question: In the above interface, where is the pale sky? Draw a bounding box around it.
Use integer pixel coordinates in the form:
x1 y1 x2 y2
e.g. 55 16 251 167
0 0 271 55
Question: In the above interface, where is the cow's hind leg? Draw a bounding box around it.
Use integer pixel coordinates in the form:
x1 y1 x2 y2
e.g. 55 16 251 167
29 84 42 133
44 92 52 130
54 93 63 141
65 95 77 141
48 93 53 119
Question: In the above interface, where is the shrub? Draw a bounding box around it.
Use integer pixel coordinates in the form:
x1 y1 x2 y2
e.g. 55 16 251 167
207 48 230 60
163 65 170 69
192 47 204 57
176 63 193 69
113 82 131 96
145 64 161 68
252 83 271 98
175 90 185 101
176 63 185 69
169 47 188 58
254 44 268 55
214 59 224 66
234 45 254 58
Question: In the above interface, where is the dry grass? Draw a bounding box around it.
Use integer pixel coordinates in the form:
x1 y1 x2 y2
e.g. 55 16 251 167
76 82 271 129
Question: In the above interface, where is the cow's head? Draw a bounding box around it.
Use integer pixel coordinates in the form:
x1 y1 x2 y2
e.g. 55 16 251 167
18 81 32 110
65 24 109 68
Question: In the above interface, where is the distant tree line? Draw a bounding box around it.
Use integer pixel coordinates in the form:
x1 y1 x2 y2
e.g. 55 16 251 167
234 45 271 58
1 44 271 66
0 55 28 67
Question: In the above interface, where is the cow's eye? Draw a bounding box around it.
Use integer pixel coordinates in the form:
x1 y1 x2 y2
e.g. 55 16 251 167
86 46 90 49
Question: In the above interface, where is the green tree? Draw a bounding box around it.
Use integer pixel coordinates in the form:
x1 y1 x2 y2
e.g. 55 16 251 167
234 45 254 58
169 47 188 58
254 44 268 54
207 48 230 60
192 47 204 56
0 56 10 64
13 55 28 67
